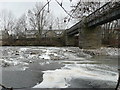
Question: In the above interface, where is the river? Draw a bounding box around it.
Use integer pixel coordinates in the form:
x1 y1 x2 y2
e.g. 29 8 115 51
0 46 119 89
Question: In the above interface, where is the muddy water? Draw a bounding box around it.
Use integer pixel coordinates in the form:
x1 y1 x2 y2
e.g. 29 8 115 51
0 46 119 89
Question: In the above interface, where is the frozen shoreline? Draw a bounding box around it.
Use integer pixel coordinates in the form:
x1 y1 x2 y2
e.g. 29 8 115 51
1 46 119 68
81 47 119 56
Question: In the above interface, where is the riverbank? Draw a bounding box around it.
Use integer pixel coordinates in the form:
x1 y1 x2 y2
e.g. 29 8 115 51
1 37 66 47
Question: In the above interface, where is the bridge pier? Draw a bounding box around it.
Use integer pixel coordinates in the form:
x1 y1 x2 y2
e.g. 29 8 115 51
65 35 78 46
79 26 102 49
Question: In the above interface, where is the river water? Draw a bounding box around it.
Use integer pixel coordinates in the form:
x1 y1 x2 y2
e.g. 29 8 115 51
0 46 119 89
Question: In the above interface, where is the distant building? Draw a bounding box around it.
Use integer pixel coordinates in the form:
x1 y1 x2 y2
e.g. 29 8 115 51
0 30 9 40
42 30 65 38
25 30 37 38
25 29 65 38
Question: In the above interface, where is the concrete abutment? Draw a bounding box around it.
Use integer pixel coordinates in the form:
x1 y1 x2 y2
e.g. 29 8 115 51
79 26 102 49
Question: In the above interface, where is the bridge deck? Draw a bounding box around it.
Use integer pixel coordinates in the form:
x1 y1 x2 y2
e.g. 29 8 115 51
67 1 120 36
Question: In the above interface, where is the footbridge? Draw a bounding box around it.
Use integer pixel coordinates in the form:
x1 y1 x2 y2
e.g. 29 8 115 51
66 1 120 48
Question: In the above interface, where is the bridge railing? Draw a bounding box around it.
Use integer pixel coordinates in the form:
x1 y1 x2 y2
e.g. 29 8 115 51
66 20 82 35
86 1 120 24
66 1 120 36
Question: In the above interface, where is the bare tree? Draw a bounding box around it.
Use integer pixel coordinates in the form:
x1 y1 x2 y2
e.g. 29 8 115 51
0 10 16 35
54 16 67 30
43 12 54 30
102 19 120 45
70 0 103 21
15 14 27 38
28 2 49 38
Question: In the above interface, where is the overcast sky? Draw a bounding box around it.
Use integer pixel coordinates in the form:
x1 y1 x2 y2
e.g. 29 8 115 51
0 0 78 29
0 0 114 19
0 0 109 29
0 0 77 18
